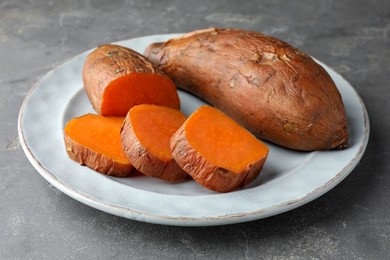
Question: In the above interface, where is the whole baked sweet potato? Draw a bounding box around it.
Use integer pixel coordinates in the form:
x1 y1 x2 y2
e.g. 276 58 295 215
145 28 349 151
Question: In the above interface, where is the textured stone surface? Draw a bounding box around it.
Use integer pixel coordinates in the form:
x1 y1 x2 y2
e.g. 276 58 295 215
1 0 389 259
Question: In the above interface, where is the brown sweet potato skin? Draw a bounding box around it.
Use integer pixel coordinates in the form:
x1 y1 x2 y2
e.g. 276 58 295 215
64 134 132 177
82 44 170 114
120 112 188 182
145 28 349 151
170 126 267 193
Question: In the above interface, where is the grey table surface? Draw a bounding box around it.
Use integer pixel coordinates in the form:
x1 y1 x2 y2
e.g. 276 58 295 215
1 0 389 259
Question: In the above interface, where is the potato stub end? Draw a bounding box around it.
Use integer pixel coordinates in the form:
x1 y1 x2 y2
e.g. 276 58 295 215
101 73 180 116
64 114 132 176
185 106 269 173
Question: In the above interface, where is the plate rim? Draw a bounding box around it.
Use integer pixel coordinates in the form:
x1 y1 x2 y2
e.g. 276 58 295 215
18 33 370 226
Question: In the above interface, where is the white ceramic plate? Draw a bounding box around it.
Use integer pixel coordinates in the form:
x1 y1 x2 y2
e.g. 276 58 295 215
18 33 369 226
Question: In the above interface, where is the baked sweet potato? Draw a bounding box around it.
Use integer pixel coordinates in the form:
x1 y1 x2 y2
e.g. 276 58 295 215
83 44 180 116
64 114 132 177
145 28 349 151
171 106 269 192
121 104 188 181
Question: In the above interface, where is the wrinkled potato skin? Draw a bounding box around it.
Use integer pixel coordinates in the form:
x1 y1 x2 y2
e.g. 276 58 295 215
145 28 349 151
64 134 132 177
170 126 267 193
120 112 188 182
82 44 165 114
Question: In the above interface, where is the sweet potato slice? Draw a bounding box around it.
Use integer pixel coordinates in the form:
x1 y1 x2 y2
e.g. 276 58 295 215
82 44 180 116
145 28 348 151
64 114 132 177
120 104 188 181
170 106 269 193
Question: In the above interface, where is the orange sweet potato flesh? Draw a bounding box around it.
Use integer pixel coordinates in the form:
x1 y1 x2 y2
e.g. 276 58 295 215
170 106 269 193
83 44 180 116
120 104 188 181
64 114 132 177
145 28 349 151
